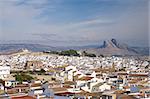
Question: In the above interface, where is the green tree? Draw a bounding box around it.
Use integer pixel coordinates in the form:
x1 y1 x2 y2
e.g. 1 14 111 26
82 51 96 57
15 73 33 83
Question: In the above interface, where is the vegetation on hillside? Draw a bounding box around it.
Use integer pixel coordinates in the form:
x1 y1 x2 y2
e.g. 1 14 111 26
44 49 80 56
44 49 97 57
59 50 80 56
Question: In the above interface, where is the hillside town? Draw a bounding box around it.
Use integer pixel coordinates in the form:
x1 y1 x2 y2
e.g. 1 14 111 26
0 0 149 98
0 49 149 99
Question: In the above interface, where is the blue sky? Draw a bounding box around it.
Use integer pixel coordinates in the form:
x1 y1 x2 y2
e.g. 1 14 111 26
0 0 149 47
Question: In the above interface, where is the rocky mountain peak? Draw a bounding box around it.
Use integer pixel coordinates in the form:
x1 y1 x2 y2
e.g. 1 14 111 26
111 38 118 47
102 38 120 48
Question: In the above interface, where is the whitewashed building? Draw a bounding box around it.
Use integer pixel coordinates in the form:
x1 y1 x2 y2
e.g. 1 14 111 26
0 66 10 79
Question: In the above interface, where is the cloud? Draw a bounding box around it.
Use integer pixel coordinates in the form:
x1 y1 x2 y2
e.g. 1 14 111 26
66 18 115 29
0 0 148 46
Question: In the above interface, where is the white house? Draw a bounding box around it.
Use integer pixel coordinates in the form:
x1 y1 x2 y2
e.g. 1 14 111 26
5 80 18 88
0 66 10 79
81 81 111 93
65 65 77 81
94 83 111 92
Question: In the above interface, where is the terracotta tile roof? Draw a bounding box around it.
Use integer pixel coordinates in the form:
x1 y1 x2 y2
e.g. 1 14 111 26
114 90 125 94
78 76 93 81
52 87 68 94
11 96 36 99
76 90 102 97
7 89 18 94
64 81 76 85
129 74 148 77
123 86 130 89
63 85 73 88
49 82 61 85
128 79 139 84
117 94 137 99
15 84 29 88
55 92 75 96
30 83 41 87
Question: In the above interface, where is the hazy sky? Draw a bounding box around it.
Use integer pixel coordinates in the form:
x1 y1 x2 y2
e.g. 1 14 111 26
0 0 149 47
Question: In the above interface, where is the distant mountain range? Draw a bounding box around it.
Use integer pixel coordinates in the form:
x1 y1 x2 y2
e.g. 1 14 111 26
0 39 149 56
0 44 55 51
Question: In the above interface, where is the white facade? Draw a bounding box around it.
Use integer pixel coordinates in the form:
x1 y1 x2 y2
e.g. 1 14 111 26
99 83 111 92
5 80 18 87
0 66 10 79
34 89 43 95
